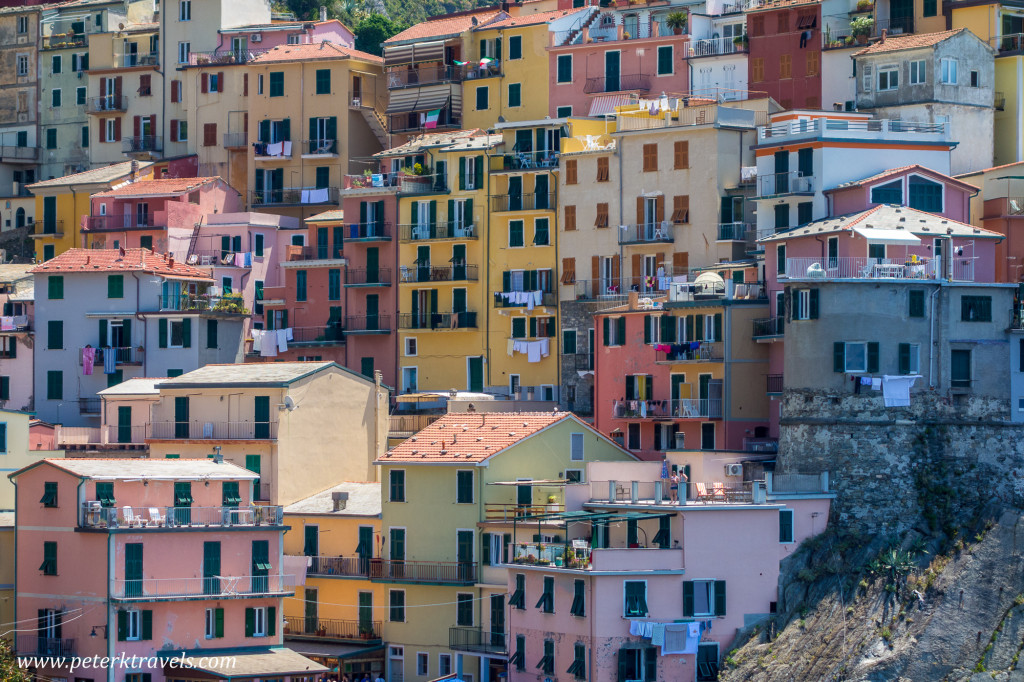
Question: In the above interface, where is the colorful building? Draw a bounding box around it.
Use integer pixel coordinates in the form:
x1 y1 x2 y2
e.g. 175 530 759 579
744 0 824 111
9 457 324 682
958 160 1024 282
0 408 63 510
0 4 43 206
0 265 33 412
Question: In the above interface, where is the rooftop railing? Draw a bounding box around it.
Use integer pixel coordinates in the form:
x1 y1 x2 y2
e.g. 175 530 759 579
80 504 283 529
148 420 278 440
396 311 478 330
249 187 339 207
758 118 946 142
187 48 271 66
782 256 975 282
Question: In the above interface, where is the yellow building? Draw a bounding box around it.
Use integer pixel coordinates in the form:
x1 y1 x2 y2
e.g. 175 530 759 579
282 482 386 678
246 43 388 221
375 411 637 682
383 130 502 394
27 160 154 261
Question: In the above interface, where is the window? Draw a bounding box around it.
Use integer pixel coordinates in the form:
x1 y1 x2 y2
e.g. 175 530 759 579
564 205 577 231
52 55 62 75
17 15 27 33
173 120 188 142
40 541 57 574
538 639 555 674
178 41 190 64
961 295 991 322
779 509 794 543
45 129 57 149
107 274 124 299
791 288 818 320
167 319 190 348
295 270 307 301
557 105 572 117
568 643 587 680
834 341 879 373
510 574 525 609
779 54 791 79
923 0 937 15
536 576 554 613
179 0 191 20
389 590 405 622
673 141 689 170
506 35 522 60
512 318 527 339
205 608 224 638
258 73 264 94
105 119 116 142
909 290 925 318
439 653 452 676
807 51 819 77
245 606 274 637
898 343 920 375
508 82 522 107
624 581 648 617
570 579 585 616
657 45 673 75
405 338 417 356
910 60 926 84
51 89 62 108
328 269 341 301
941 58 957 84
16 54 28 77
671 195 689 224
565 159 578 185
534 218 550 245
570 432 584 461
390 470 406 501
77 86 87 106
683 579 726 616
47 320 63 349
603 316 626 347
951 348 971 388
315 68 331 94
46 371 62 400
971 69 980 87
456 593 473 626
642 144 658 172
509 220 524 247
417 653 429 676
878 65 898 91
512 635 526 670
269 71 285 97
871 180 902 204
557 55 572 83
476 85 489 110
41 481 58 507
908 176 942 212
597 156 610 181
456 470 474 503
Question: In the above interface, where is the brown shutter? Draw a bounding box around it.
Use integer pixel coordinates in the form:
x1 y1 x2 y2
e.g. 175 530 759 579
595 203 608 228
674 141 689 169
114 77 122 99
100 78 106 97
612 255 620 280
656 252 665 275
201 73 208 93
597 157 609 181
673 252 689 275
169 119 177 142
592 256 600 297
99 119 106 143
655 195 665 223
170 80 178 103
204 123 217 146
561 257 576 284
636 196 644 225
217 72 225 92
672 196 689 224
133 115 141 138
565 159 577 185
149 115 155 135
113 117 121 141
632 254 642 287
564 205 576 231
243 73 248 96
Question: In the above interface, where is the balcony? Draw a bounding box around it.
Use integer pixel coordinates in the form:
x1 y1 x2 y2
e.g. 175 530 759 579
491 193 556 212
717 222 753 242
80 503 284 529
591 478 752 505
399 264 479 283
570 278 629 302
345 314 392 334
343 173 446 194
285 616 382 643
305 555 372 578
148 420 279 440
398 223 477 242
752 316 784 340
186 48 270 66
122 136 163 154
1005 197 1024 216
302 139 338 157
253 141 292 159
111 573 294 601
782 256 975 282
0 316 29 332
346 222 392 241
484 503 565 522
16 637 76 657
78 398 101 415
871 17 913 38
450 627 507 656
249 187 339 207
491 150 560 172
0 145 39 162
612 398 722 419
290 326 346 346
766 373 783 394
757 171 814 197
284 244 344 263
757 117 947 144
387 64 467 88
369 559 476 585
397 311 478 330
618 222 675 245
158 293 249 314
389 413 442 435
79 346 144 367
42 34 87 50
88 95 127 113
511 541 592 569
743 437 778 453
190 249 254 267
223 132 248 148
690 35 747 57
345 268 392 286
655 342 723 363
389 114 462 135
494 291 557 308
120 52 159 68
583 73 650 94
85 214 163 232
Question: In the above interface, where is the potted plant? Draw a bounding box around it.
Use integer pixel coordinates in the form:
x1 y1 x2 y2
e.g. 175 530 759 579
359 624 375 639
733 33 748 49
851 16 873 43
565 548 577 567
666 11 687 35
856 0 873 11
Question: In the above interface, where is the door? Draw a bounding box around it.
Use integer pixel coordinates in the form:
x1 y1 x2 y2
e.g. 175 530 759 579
366 295 380 330
699 374 712 416
388 646 404 682
174 481 192 524
671 374 688 415
827 237 838 269
358 591 373 631
304 525 319 557
254 396 270 439
773 151 789 193
515 128 532 154
136 202 149 228
468 356 483 392
508 176 523 211
317 227 329 259
125 543 143 598
457 530 475 581
304 588 318 634
203 542 221 595
416 245 430 282
251 540 269 593
245 454 262 500
452 244 466 280
517 479 532 507
951 349 971 388
358 526 373 574
173 396 189 438
43 197 57 234
117 406 132 444
490 594 505 648
889 0 913 33
352 75 362 101
605 50 620 92
367 247 380 283
535 174 549 210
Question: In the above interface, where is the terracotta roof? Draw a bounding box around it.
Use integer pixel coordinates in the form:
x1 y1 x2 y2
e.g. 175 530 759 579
13 458 257 481
305 209 346 223
380 412 576 463
251 42 382 64
829 164 980 192
374 129 502 157
955 159 1024 177
854 28 964 55
759 204 1003 242
30 248 213 280
384 10 504 44
91 176 221 198
26 161 153 189
479 7 588 29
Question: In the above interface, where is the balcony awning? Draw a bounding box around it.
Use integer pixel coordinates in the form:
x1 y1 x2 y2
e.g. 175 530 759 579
588 94 633 117
852 227 921 245
286 641 386 660
386 84 454 115
160 647 327 679
384 40 445 66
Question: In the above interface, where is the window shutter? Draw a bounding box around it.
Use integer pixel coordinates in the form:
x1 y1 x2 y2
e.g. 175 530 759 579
643 315 652 344
636 196 644 225
617 650 630 681
482 532 492 565
268 606 276 636
429 200 437 228
502 271 511 292
243 73 248 96
695 314 704 340
201 73 208 93
656 195 665 223
170 120 178 143
99 120 106 143
660 315 676 343
682 581 694 616
141 610 153 640
182 319 192 348
644 647 657 682
561 257 576 284
867 342 879 373
458 157 466 190
603 317 610 346
530 317 538 338
616 317 626 344
158 318 168 348
217 72 225 92
833 342 845 372
99 319 108 347
809 288 819 319
214 608 224 638
117 610 127 640
714 580 727 616
114 117 121 141
714 313 722 341
898 343 910 375
245 607 254 637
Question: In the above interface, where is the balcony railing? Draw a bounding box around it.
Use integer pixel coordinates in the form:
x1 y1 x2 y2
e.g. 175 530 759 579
122 136 163 153
397 223 478 242
491 193 556 212
345 268 392 286
618 222 675 245
187 49 271 66
484 503 565 522
346 222 392 240
302 139 338 156
305 555 372 577
190 249 255 266
249 187 339 207
290 326 346 345
343 173 446 193
655 342 723 363
583 73 651 94
492 150 560 171
397 311 478 330
79 346 144 366
691 35 747 56
285 616 382 642
370 559 476 584
111 574 294 601
286 245 344 262
744 437 778 453
766 374 783 393
345 315 392 333
85 214 162 232
399 264 479 283
389 413 443 434
79 398 101 415
0 145 39 161
758 171 813 197
570 278 629 301
511 542 591 568
612 398 723 419
389 114 461 135
758 117 946 142
450 627 507 656
494 291 557 308
223 132 248 148
752 316 784 339
148 420 278 440
43 34 88 50
387 64 466 88
16 637 76 657
121 52 159 68
88 95 127 113
81 503 283 529
783 256 975 282
159 293 249 314
871 16 913 38
717 222 753 242
253 141 292 159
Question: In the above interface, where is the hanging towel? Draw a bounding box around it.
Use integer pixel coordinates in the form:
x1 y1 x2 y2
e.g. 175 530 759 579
527 341 542 363
244 252 252 266
300 189 311 204
871 377 882 391
260 332 277 357
642 621 655 638
285 327 294 341
251 329 263 352
640 401 647 417
527 294 534 311
507 338 515 357
234 252 246 267
0 317 12 331
688 622 701 639
662 624 690 654
282 141 292 157
308 188 330 203
629 620 643 636
882 374 920 407
103 348 117 375
267 141 283 157
277 329 289 352
533 290 543 306
655 343 670 353
860 376 872 385
81 347 95 375
651 623 666 647
540 337 550 357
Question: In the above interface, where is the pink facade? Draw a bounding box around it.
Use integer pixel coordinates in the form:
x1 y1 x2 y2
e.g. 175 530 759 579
210 20 356 55
826 166 976 223
29 420 56 450
11 459 318 682
0 273 33 412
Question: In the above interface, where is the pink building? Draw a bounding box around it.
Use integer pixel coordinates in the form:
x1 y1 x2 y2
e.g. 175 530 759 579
83 177 242 254
0 265 33 412
10 458 324 681
506 459 831 682
198 18 356 61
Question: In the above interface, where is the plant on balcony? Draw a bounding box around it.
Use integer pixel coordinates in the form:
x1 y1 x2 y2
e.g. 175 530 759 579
212 293 248 314
359 624 376 639
855 0 873 11
733 34 748 47
851 16 873 42
666 11 688 35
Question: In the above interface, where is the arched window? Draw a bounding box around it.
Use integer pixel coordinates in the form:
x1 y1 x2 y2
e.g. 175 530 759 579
14 207 25 229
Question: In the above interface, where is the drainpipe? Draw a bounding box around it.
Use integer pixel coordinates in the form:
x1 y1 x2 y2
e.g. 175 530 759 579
485 150 493 390
159 0 166 160
131 272 147 375
928 285 940 388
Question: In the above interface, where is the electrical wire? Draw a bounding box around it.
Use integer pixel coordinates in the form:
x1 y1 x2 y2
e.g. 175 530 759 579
0 607 85 629
0 604 101 639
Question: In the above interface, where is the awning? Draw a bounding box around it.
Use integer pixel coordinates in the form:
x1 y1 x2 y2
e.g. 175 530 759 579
384 40 445 66
589 94 633 117
287 641 386 660
385 84 453 115
161 648 327 680
853 227 921 245
386 88 422 114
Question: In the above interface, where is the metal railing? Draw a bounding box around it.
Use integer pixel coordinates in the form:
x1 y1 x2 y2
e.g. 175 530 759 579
463 60 503 80
387 64 466 88
397 223 478 241
492 150 560 171
111 574 294 600
190 249 254 266
249 187 339 206
484 503 565 522
717 222 753 242
78 398 101 415
743 437 778 453
223 132 248 148
389 413 443 434
290 326 346 345
389 114 461 134
122 136 163 153
305 556 372 577
81 504 283 529
121 52 159 68
16 637 76 657
691 35 746 56
347 221 392 240
618 222 675 245
345 268 392 286
79 346 143 366
570 279 629 301
656 342 723 363
253 141 292 158
491 193 556 212
103 424 147 444
758 118 946 142
612 398 722 419
398 264 479 283
303 139 338 155
285 616 381 641
345 315 392 332
85 214 162 231
0 145 39 161
783 256 976 281
42 34 87 50
187 48 270 66
583 73 650 94
758 171 814 196
766 374 783 393
158 293 249 314
286 244 344 261
450 627 507 656
148 420 279 440
369 559 477 584
752 316 784 338
494 291 557 308
88 95 127 113
397 311 478 330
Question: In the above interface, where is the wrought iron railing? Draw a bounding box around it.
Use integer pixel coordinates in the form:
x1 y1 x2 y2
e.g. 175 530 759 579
369 559 477 584
285 616 381 641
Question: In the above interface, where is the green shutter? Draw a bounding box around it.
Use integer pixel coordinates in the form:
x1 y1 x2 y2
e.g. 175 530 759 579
714 580 727 616
108 274 124 298
245 607 254 637
833 342 845 373
48 276 63 299
660 315 676 343
429 200 437 228
909 290 924 317
809 288 819 319
714 313 722 342
644 647 657 682
122 319 131 347
207 319 218 349
603 318 610 346
475 156 484 189
481 532 492 565
695 314 704 340
268 606 276 636
214 608 224 638
643 315 651 344
867 342 879 373
530 317 538 338
281 117 290 141
682 581 694 617
117 610 127 641
459 157 466 190
158 318 168 348
259 120 270 143
141 609 152 640
898 343 910 375
616 317 625 344
779 510 794 542
182 318 191 348
99 319 108 348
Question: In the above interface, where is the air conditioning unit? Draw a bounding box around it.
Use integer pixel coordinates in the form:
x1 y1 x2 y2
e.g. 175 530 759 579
725 463 743 477
250 33 262 42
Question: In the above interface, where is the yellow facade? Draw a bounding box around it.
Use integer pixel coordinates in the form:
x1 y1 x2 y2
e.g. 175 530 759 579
183 61 249 196
0 410 63 510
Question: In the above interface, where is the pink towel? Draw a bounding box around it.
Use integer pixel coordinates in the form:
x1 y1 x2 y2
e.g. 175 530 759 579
82 347 95 375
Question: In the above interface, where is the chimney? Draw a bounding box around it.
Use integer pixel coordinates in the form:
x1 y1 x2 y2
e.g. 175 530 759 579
320 5 327 21
129 159 139 182
118 246 125 258
332 491 349 511
168 256 175 268
213 446 223 463
628 290 639 310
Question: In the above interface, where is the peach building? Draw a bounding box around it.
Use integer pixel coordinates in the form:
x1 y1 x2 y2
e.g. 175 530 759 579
10 457 326 682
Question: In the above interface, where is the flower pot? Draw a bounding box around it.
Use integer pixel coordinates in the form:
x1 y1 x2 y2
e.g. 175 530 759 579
856 34 868 44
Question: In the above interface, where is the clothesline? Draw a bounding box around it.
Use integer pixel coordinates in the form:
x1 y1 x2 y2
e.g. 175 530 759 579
496 290 543 310
507 337 550 363
252 328 294 357
629 618 712 655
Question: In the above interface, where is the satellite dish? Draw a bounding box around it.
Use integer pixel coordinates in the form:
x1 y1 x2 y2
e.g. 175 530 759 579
118 22 125 30
283 395 296 411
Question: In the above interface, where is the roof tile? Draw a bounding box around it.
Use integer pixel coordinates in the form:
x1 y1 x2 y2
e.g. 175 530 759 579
29 248 212 280
91 176 221 198
854 28 964 55
251 42 383 64
385 10 503 44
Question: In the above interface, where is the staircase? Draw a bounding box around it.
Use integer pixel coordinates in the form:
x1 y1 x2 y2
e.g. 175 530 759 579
186 223 202 261
358 97 390 149
562 7 601 46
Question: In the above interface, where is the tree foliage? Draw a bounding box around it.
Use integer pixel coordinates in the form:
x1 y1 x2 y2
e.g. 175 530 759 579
0 639 32 682
354 14 405 56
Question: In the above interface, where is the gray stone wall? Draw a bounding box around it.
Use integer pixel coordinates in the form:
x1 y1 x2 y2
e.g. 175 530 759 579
558 299 609 415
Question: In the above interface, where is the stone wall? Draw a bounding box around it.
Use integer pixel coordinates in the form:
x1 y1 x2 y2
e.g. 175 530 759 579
558 299 608 415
